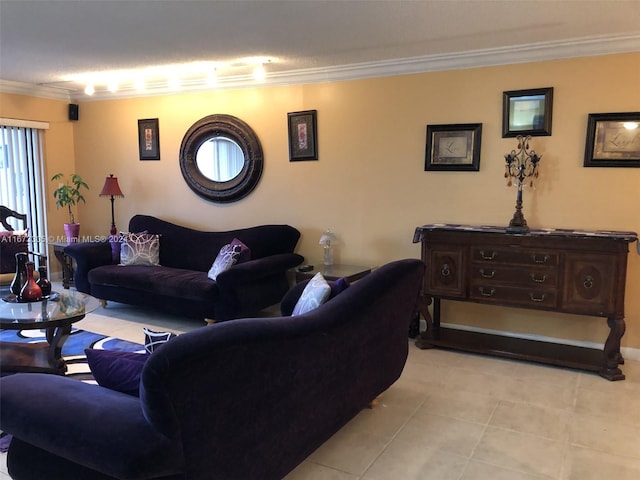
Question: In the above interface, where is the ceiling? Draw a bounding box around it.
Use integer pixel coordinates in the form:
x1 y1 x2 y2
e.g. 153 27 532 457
1 0 639 100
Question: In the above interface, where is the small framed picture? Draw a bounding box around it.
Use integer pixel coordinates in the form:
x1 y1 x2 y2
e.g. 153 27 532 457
425 123 482 171
502 87 553 137
584 112 640 167
288 110 318 161
138 118 160 160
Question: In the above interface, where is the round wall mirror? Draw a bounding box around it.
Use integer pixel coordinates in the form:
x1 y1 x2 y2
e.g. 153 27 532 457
179 114 263 203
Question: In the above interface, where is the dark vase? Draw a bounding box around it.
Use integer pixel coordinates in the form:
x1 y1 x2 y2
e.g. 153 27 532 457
10 252 28 296
37 266 52 297
19 261 42 302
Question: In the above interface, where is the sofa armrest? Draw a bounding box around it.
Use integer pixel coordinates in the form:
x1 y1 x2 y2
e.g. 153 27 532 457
64 241 112 293
216 253 304 284
0 373 183 479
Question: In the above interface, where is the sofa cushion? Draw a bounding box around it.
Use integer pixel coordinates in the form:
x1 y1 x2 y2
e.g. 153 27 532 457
85 349 149 396
208 243 242 280
143 328 178 354
120 232 160 266
89 265 220 302
292 272 331 316
0 230 28 274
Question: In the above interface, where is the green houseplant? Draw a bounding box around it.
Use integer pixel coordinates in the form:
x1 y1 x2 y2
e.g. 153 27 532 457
51 173 89 242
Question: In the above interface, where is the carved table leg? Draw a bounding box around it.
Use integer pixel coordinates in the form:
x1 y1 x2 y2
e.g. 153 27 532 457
45 321 74 375
415 294 436 349
600 315 626 381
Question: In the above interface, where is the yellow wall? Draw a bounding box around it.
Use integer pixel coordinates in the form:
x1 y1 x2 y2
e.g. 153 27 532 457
2 52 639 351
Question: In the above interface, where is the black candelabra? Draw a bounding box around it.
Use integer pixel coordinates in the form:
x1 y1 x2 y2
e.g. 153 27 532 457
504 135 541 233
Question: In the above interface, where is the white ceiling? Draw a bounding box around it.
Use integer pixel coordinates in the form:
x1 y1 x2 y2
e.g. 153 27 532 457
1 0 639 100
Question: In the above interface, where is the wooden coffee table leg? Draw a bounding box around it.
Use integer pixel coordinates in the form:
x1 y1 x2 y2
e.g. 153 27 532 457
46 321 74 375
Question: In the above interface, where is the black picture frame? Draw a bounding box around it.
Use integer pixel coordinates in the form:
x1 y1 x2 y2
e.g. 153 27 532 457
288 110 318 161
583 112 640 167
138 118 160 160
502 87 553 138
425 123 482 172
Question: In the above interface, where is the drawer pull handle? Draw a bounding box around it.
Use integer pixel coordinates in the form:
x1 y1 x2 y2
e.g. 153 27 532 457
479 250 497 260
529 293 546 302
479 287 495 297
479 269 495 278
441 263 451 277
530 273 548 283
531 254 550 264
583 275 594 289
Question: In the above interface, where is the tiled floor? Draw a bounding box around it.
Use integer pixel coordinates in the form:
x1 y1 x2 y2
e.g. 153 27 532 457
2 290 640 479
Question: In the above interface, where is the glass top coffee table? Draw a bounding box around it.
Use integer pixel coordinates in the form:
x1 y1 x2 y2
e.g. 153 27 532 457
0 289 99 375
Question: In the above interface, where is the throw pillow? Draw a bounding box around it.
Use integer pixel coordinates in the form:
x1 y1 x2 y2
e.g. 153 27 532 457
143 328 178 354
330 277 350 298
207 243 242 280
85 349 150 397
292 272 331 316
231 237 251 264
0 230 29 274
120 232 160 266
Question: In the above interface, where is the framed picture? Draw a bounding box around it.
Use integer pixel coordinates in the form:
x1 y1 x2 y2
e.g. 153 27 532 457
502 87 553 137
583 112 640 167
425 123 482 171
288 110 318 161
138 118 160 160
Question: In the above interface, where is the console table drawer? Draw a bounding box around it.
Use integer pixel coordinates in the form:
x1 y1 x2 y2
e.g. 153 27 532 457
472 247 559 266
471 265 558 287
470 284 558 308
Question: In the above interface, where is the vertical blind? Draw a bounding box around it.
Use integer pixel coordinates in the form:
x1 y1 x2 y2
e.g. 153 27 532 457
0 124 48 255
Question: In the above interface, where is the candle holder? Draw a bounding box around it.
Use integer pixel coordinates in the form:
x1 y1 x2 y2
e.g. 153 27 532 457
504 135 541 233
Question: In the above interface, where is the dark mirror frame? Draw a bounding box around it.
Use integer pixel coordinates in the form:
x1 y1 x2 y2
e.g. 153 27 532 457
179 114 263 203
502 87 553 138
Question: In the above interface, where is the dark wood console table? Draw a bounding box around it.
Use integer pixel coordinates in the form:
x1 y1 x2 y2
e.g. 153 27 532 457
413 224 638 380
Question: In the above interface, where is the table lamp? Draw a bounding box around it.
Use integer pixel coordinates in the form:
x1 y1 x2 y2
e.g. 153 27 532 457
99 174 124 235
319 229 337 266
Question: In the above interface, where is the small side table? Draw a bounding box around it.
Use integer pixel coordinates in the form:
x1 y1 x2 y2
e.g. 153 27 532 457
49 242 75 289
295 264 372 283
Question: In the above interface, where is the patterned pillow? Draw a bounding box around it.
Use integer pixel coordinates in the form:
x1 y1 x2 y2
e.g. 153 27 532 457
207 243 242 280
120 232 160 266
292 272 331 316
143 328 178 354
231 238 251 264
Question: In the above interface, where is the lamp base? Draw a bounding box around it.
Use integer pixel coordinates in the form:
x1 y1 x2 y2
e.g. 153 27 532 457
506 225 530 234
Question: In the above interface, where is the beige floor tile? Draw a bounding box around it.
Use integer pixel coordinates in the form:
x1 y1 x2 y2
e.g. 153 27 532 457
489 400 571 441
472 426 565 478
284 461 358 480
512 361 581 387
506 377 577 411
562 445 640 480
362 441 468 480
462 459 552 480
418 390 498 424
569 413 640 460
574 385 640 426
345 402 414 439
395 412 486 458
306 426 389 476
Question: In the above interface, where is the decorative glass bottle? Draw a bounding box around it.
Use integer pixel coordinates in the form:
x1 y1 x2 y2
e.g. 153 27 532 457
19 261 42 301
10 252 28 296
37 265 52 297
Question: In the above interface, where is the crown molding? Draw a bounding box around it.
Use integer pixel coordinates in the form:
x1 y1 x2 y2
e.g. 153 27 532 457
0 79 72 101
2 32 639 102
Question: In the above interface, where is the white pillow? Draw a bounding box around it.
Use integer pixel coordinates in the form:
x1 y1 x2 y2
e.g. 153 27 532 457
120 232 160 266
292 272 331 316
207 243 242 280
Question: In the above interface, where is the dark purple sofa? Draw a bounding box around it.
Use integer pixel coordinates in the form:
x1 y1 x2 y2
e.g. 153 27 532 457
0 259 425 480
64 215 304 321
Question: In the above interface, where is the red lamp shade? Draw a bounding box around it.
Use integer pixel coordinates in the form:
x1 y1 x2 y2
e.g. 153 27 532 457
99 174 124 198
99 174 124 235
